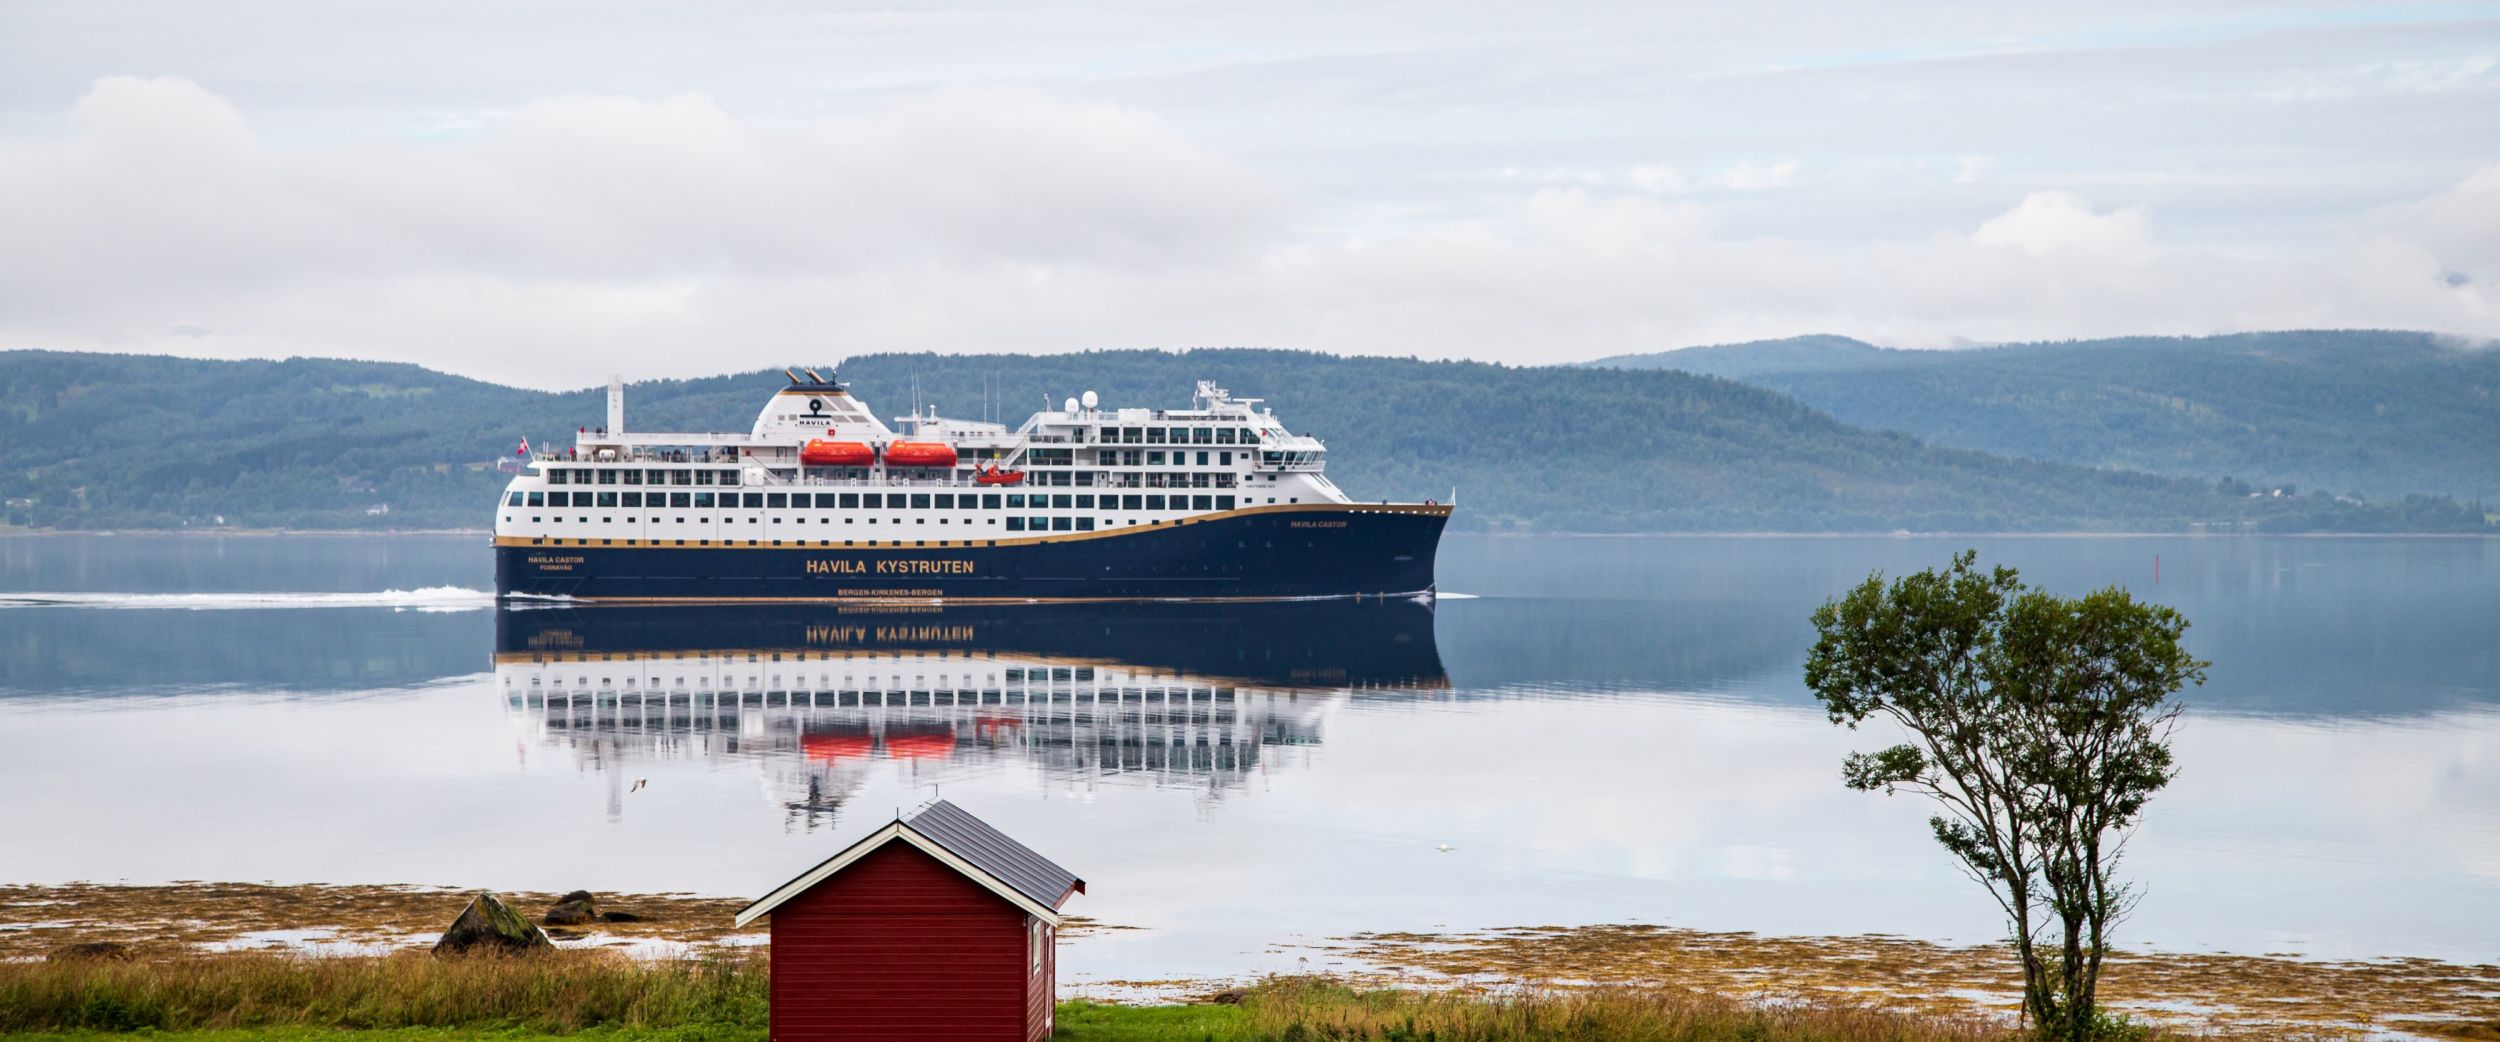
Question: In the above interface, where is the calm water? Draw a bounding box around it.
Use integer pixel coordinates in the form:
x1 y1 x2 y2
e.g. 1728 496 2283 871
1 533 2494 983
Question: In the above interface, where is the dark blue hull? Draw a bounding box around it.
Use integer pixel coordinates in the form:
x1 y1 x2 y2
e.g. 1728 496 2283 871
495 503 1448 601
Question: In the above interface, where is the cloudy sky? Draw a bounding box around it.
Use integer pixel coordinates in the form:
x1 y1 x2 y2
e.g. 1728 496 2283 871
1 1 2494 387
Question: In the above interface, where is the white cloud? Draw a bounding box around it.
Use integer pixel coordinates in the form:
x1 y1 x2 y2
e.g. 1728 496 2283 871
1970 191 2154 259
0 77 2493 386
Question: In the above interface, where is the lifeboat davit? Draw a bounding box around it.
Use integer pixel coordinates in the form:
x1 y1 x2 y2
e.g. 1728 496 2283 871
800 439 875 467
882 441 958 468
974 466 1025 486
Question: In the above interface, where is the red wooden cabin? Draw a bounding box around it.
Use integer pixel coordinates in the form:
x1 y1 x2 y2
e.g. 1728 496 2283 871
735 800 1085 1042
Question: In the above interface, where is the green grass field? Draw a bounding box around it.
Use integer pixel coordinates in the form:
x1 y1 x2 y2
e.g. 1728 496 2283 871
0 953 2180 1041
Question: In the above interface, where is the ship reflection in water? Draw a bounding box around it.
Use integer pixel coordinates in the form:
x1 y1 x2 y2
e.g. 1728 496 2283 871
494 600 1447 828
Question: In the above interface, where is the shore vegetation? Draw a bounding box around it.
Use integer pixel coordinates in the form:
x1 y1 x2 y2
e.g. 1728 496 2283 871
1806 551 2206 1040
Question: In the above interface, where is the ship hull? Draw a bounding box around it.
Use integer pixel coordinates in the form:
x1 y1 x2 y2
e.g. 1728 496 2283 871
495 502 1448 602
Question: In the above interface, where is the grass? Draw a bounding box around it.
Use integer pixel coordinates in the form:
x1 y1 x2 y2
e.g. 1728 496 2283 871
0 955 2022 1041
0 951 766 1035
0 954 2420 1042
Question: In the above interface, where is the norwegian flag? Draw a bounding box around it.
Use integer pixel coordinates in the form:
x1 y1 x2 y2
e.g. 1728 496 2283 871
516 435 530 458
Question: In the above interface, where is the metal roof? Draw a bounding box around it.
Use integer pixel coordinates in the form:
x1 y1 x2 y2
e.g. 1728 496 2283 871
904 800 1084 908
732 799 1083 928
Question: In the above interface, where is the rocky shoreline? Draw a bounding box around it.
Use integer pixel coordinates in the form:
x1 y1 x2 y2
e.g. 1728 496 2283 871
4 882 2493 1040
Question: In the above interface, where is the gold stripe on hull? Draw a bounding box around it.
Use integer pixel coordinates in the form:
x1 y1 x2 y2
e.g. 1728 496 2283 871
491 500 1452 550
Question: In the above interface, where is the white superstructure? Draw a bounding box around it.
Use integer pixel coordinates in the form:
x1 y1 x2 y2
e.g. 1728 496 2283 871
495 373 1356 547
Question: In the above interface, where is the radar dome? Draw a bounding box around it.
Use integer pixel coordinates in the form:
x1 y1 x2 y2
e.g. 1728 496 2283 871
1081 390 1099 409
1063 397 1079 413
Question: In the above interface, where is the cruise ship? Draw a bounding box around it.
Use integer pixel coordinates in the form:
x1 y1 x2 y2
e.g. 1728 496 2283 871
493 370 1450 601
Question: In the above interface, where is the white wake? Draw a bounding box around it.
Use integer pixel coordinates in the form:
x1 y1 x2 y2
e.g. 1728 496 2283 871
0 586 499 612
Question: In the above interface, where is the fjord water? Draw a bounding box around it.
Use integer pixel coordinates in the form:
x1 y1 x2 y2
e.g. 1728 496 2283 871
1 534 2493 982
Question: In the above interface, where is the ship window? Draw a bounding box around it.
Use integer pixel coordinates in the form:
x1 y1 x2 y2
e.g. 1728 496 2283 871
1146 427 1165 444
596 469 616 484
1046 494 1066 508
1006 494 1024 508
862 493 882 509
982 494 1001 509
839 493 859 509
660 492 681 508
692 492 712 508
911 494 931 509
548 469 568 485
1197 451 1209 466
507 492 523 507
1195 427 1213 444
1216 428 1235 444
1239 428 1257 443
693 470 714 486
1030 516 1049 530
526 492 546 507
767 493 787 509
1006 517 1025 532
934 494 954 509
1123 495 1142 510
1075 494 1094 508
1217 495 1235 510
597 492 618 508
791 493 813 508
1146 451 1165 466
1077 517 1095 531
742 493 763 508
620 492 640 508
674 470 693 486
1194 495 1213 510
622 470 642 485
1146 495 1166 510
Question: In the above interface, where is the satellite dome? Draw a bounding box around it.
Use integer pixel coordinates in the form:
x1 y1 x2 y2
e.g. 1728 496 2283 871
1063 397 1079 413
1080 390 1099 410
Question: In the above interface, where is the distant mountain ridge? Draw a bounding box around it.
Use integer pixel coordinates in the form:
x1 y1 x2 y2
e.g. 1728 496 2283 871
1592 330 2500 501
0 346 2486 533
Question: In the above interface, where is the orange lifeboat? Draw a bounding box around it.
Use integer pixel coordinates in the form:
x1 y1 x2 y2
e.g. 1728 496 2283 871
882 441 958 468
974 466 1025 486
800 439 875 467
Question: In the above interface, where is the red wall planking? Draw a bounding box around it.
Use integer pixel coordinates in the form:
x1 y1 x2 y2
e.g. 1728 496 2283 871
768 843 1048 1042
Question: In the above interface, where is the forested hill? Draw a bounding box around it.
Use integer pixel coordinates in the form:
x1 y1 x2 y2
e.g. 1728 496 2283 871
0 348 2486 533
1592 330 2500 502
